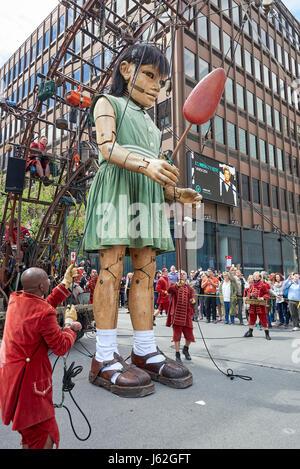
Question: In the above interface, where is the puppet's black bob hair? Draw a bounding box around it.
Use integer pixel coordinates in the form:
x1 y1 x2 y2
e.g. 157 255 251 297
110 43 170 97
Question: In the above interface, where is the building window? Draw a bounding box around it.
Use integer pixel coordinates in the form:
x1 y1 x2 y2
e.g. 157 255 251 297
262 182 270 206
289 192 295 213
218 225 242 272
282 237 298 275
157 99 172 130
51 22 57 43
223 31 231 59
242 174 250 201
269 36 275 56
59 15 65 35
277 148 284 171
236 83 245 109
244 50 252 74
116 0 126 17
252 178 260 204
227 121 236 149
234 42 242 67
296 195 300 215
268 143 275 167
232 1 240 24
257 97 264 121
239 128 247 155
44 30 50 48
199 58 209 81
272 72 278 94
285 153 292 174
249 133 257 159
83 63 90 83
263 65 270 88
196 222 216 271
281 188 287 211
211 22 220 50
254 58 261 82
243 229 264 276
264 232 282 273
259 138 267 163
247 90 255 115
266 104 273 126
215 115 225 144
198 15 208 40
274 110 281 132
225 77 234 103
292 157 299 177
184 48 196 80
272 185 279 209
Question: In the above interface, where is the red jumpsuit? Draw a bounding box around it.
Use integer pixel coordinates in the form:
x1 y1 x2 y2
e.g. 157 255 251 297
156 275 170 313
0 283 76 448
27 141 48 171
247 280 270 329
166 283 195 343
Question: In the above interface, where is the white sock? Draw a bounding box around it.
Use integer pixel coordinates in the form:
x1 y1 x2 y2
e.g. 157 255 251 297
96 329 122 383
133 330 165 364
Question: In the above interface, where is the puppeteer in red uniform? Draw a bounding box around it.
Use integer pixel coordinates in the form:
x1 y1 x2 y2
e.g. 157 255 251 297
156 268 170 314
167 271 196 364
244 271 271 340
0 265 81 449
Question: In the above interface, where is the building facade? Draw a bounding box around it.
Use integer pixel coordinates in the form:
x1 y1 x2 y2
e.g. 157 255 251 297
0 0 300 276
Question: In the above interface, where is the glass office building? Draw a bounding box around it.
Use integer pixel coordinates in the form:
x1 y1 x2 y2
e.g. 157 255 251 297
0 0 299 275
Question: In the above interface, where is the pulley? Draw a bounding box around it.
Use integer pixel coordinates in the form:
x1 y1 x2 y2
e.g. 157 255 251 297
65 85 91 109
56 118 69 130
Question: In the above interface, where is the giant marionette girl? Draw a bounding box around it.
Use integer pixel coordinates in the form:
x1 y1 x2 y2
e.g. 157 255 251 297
84 44 202 398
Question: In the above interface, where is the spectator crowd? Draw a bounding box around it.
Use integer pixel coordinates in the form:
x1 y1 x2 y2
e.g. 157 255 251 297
74 260 300 333
151 265 300 332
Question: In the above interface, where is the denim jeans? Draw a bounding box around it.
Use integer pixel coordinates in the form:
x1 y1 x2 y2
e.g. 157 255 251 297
276 302 289 325
224 301 230 323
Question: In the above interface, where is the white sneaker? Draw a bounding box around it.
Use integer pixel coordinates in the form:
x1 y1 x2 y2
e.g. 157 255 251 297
292 327 300 331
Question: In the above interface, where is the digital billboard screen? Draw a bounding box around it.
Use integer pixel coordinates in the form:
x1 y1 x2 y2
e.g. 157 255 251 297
189 151 238 207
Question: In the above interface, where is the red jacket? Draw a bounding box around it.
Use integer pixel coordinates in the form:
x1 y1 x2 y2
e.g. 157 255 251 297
27 142 47 170
166 283 195 328
0 284 76 431
156 276 170 306
247 280 270 315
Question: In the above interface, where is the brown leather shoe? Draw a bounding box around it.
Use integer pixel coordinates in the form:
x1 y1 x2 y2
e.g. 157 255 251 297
131 348 193 389
89 353 155 398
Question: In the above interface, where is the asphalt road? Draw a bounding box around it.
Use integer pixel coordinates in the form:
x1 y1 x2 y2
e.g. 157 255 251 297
1 309 300 450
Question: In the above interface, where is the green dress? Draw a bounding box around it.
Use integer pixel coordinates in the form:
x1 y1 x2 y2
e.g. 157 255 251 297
83 95 174 255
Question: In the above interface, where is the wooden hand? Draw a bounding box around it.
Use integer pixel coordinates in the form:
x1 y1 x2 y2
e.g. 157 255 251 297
175 188 202 205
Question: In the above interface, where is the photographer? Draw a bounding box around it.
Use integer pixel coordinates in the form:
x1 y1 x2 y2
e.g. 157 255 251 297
201 269 219 323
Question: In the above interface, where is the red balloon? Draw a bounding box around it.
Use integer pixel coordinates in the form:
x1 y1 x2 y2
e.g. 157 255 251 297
183 68 226 125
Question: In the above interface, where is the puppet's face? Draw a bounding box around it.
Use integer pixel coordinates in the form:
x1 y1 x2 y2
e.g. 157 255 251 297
120 62 166 108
